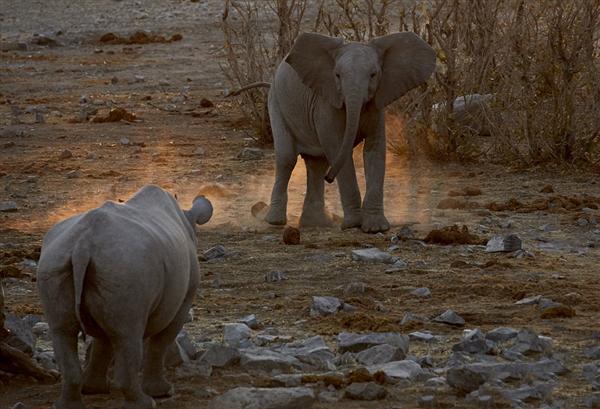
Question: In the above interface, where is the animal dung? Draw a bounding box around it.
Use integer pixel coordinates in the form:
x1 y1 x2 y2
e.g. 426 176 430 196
282 226 300 245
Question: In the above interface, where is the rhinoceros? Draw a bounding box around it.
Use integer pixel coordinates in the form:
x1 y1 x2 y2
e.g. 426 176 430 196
37 185 212 409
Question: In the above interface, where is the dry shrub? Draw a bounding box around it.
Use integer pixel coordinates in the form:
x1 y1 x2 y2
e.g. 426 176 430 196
221 0 308 144
221 0 600 164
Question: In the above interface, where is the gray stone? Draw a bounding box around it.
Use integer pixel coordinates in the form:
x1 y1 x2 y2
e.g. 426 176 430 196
271 374 303 387
340 282 368 295
58 149 73 160
583 362 600 389
5 313 35 353
578 218 589 227
10 403 26 409
409 331 439 343
239 348 301 373
209 387 315 409
31 321 50 340
540 224 558 232
585 346 600 360
351 248 397 264
384 259 408 273
193 147 206 156
265 271 286 282
391 225 415 242
338 331 409 354
515 294 542 305
485 234 522 253
584 392 600 408
446 365 487 392
334 351 357 367
317 386 342 403
224 323 252 348
165 330 196 367
203 245 227 260
538 297 561 310
410 287 431 298
418 395 436 408
486 327 518 343
0 201 18 212
509 329 552 355
433 309 465 326
240 314 259 329
452 329 495 354
400 313 429 325
345 382 387 400
367 360 423 381
511 249 535 259
34 350 57 371
310 296 342 317
277 336 336 370
424 376 446 387
120 137 130 146
199 344 240 368
237 148 265 160
355 344 406 366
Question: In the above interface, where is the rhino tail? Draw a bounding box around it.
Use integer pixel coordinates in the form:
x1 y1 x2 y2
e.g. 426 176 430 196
71 240 90 330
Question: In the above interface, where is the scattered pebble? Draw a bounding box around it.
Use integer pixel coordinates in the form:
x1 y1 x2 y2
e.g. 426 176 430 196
0 201 18 212
351 248 396 264
265 271 286 282
58 149 73 160
208 387 315 409
345 382 387 401
433 309 465 326
485 234 522 253
410 287 431 298
310 296 342 317
237 147 264 160
202 245 227 261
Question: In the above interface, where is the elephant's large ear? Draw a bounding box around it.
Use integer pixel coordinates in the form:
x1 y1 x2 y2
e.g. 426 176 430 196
370 32 436 109
286 33 344 109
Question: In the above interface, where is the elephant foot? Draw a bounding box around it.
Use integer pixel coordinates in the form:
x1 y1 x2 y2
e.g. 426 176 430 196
361 213 390 233
300 206 333 227
123 395 156 409
143 377 174 398
265 206 287 226
53 399 86 409
341 211 362 230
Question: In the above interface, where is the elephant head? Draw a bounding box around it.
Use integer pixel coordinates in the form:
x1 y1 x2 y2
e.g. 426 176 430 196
286 32 436 182
184 195 213 226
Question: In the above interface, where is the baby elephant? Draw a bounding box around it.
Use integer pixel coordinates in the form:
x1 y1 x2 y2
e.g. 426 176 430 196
37 185 212 409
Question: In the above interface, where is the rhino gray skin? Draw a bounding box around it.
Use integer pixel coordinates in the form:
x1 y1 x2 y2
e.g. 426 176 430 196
37 185 212 409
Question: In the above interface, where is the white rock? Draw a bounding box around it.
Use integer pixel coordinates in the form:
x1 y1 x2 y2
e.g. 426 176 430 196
209 387 315 409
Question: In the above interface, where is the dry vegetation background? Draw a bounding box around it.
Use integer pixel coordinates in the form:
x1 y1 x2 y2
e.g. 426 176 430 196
221 0 600 166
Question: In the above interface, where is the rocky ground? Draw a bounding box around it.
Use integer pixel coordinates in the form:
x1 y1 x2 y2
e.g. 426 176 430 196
1 1 600 408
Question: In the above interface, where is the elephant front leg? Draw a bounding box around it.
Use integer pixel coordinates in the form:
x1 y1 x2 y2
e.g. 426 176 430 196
300 155 333 227
362 116 390 233
265 99 297 226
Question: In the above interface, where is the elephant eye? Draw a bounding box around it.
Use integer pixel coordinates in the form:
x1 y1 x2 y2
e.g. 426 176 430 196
370 72 377 78
335 73 340 79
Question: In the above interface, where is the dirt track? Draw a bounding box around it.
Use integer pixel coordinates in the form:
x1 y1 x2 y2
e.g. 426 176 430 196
1 1 600 408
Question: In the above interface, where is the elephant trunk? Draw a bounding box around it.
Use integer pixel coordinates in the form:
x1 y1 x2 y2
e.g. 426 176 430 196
325 96 362 183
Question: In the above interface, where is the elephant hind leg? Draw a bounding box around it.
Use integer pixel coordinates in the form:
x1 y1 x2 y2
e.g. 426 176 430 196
265 98 297 226
300 155 333 227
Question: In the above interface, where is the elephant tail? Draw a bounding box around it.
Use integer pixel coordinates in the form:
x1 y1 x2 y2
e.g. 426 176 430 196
71 240 91 330
226 81 271 97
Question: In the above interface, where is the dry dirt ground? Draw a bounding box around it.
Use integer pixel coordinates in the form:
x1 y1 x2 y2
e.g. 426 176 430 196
1 1 600 408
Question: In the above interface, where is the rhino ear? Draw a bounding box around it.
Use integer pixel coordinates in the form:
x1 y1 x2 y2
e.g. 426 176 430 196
370 32 436 109
186 196 213 226
285 33 344 109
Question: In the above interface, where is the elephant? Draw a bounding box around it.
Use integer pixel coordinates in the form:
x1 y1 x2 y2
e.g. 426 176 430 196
264 32 436 233
37 185 212 409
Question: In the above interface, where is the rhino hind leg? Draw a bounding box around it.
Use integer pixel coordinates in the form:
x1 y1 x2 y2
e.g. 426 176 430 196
51 325 86 409
81 336 112 395
112 334 155 409
142 300 193 398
